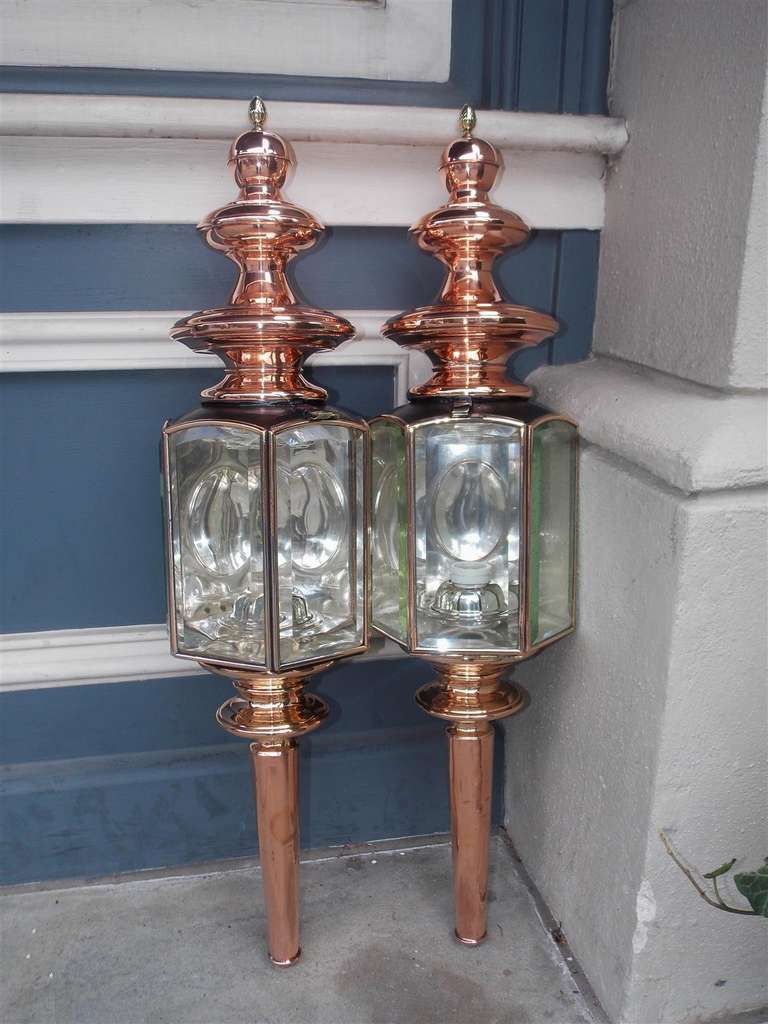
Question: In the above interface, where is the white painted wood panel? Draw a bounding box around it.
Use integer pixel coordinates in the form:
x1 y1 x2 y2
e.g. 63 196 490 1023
0 625 197 690
0 136 607 228
0 624 403 691
0 95 627 227
0 310 433 402
0 0 452 81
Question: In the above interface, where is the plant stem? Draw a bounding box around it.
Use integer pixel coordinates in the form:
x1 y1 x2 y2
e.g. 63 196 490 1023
659 831 757 916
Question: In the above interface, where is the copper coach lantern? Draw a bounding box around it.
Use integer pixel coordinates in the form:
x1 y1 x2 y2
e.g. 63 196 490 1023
161 98 368 966
370 105 578 946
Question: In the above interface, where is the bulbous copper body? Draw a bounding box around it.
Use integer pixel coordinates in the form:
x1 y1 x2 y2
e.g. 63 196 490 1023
384 110 559 399
171 102 353 403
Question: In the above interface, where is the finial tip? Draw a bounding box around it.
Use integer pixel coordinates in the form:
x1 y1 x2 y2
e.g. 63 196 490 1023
249 96 267 129
459 103 476 137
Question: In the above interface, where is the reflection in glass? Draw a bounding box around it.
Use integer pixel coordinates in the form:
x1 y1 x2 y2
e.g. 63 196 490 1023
413 419 522 652
188 466 250 575
274 423 365 667
370 419 409 642
529 420 577 644
167 424 265 667
434 460 506 562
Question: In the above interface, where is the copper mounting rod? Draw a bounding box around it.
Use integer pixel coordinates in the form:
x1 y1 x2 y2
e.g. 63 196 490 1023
209 661 331 966
417 661 526 943
449 722 494 944
250 740 301 965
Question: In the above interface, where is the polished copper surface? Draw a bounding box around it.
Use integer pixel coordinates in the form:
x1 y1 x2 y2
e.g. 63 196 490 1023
416 662 527 943
250 739 301 966
171 97 353 402
209 662 331 740
165 98 361 969
449 722 494 945
376 106 573 949
384 104 558 399
415 660 527 722
209 661 330 966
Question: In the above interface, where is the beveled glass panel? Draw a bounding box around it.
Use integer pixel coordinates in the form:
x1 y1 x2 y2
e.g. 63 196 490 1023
529 419 577 645
370 418 409 643
413 418 522 653
167 423 265 668
274 423 365 667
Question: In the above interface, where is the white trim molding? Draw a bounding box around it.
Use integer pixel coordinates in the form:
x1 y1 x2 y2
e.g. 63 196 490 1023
0 94 628 153
0 0 451 82
0 96 627 229
0 625 404 692
0 625 197 691
0 310 432 403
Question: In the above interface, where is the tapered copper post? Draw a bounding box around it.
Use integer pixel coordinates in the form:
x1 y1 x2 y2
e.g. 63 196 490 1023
208 661 331 966
449 722 494 944
250 740 300 965
417 661 527 943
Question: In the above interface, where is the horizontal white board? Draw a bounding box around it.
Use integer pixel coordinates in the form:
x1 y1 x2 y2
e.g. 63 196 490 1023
0 136 607 228
0 0 452 81
0 310 432 403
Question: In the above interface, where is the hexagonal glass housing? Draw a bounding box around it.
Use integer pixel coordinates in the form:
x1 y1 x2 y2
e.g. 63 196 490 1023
163 408 367 672
370 402 577 659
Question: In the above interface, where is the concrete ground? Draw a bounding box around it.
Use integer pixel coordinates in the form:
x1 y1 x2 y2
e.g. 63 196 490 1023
1 833 604 1024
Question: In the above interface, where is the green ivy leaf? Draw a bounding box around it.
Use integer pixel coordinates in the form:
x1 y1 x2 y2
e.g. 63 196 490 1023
703 859 736 879
733 860 768 917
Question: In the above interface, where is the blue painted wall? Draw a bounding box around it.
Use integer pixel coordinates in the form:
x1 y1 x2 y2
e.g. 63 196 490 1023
1 659 510 885
0 366 394 634
0 226 599 369
0 0 610 883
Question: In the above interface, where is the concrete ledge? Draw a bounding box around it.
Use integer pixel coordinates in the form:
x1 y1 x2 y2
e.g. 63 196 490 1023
529 357 768 493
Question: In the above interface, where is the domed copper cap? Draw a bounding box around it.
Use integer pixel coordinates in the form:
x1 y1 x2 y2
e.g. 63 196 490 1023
171 97 353 403
440 134 500 195
228 98 295 192
384 104 558 399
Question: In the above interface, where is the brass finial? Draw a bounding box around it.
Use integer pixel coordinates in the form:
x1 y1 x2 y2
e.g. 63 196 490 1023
248 95 267 129
459 103 476 137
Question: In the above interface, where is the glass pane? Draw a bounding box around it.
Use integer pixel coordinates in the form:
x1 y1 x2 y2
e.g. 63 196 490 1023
274 423 365 667
529 419 577 644
167 424 265 668
413 418 522 653
370 419 409 643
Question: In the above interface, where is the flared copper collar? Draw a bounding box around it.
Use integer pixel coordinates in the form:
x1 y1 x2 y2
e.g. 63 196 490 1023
171 98 353 403
384 105 559 400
